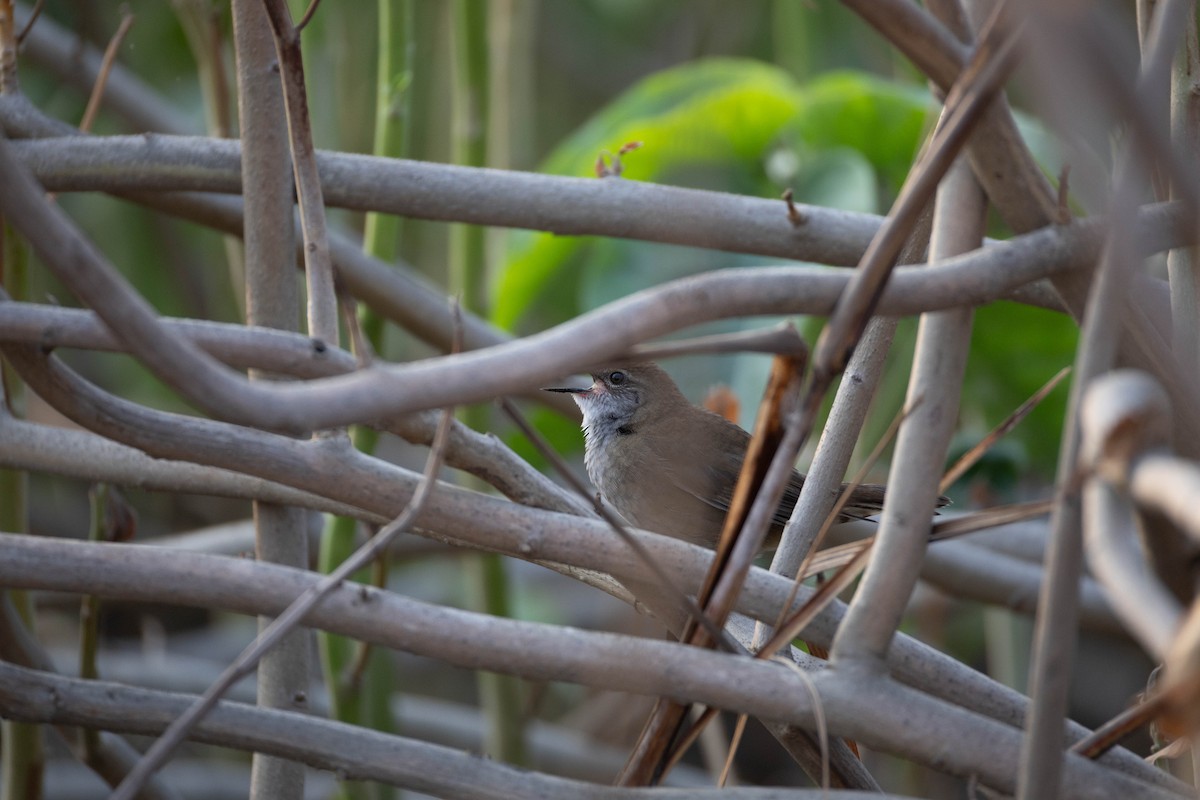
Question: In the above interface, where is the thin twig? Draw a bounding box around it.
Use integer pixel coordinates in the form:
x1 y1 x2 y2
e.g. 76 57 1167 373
1056 164 1072 224
260 0 339 346
340 291 376 368
761 538 876 659
940 366 1071 493
15 0 43 45
718 714 748 787
295 0 322 32
79 10 135 134
1070 692 1169 759
928 498 1053 541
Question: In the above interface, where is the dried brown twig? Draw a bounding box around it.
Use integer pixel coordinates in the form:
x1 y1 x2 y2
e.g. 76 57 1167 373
79 10 135 133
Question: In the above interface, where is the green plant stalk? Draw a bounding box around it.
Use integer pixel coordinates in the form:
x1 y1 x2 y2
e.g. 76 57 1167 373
79 484 109 762
449 0 527 766
1 219 43 800
448 0 489 314
317 3 412 798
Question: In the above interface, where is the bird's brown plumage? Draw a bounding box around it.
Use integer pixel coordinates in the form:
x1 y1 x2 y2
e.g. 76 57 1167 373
549 362 933 549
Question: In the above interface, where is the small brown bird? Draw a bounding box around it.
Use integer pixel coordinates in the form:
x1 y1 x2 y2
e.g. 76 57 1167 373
547 361 941 549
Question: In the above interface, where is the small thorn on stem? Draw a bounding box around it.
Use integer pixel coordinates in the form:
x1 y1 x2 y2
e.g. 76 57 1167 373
594 153 610 178
782 188 805 226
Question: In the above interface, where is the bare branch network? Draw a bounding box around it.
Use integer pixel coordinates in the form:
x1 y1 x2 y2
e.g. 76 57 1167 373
2 1 1200 799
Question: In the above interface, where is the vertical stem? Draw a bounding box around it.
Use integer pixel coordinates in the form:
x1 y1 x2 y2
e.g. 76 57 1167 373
0 213 41 800
363 0 413 270
772 0 814 78
831 157 984 665
448 0 488 313
449 0 527 766
484 0 535 264
260 0 339 346
233 3 309 799
1016 178 1139 800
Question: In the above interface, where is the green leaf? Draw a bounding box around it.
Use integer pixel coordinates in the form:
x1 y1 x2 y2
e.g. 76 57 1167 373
493 59 803 332
778 71 931 192
492 62 935 333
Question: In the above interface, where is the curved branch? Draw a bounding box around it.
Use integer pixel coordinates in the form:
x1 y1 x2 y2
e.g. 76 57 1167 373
1082 480 1182 659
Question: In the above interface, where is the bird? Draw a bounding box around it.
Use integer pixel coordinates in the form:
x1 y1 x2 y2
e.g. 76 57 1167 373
546 361 945 549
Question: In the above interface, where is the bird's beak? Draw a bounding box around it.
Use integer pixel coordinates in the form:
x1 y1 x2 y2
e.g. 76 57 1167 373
543 386 589 394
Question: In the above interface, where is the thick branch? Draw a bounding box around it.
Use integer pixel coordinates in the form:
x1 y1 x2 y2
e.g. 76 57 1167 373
4 131 880 264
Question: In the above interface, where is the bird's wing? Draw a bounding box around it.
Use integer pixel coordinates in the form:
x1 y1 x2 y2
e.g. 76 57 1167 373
684 451 894 527
665 444 808 529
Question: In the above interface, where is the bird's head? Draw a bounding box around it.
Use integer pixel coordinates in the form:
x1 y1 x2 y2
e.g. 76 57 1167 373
544 361 684 436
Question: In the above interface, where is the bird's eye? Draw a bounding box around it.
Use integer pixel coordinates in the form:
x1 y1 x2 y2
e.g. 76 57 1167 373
608 370 626 385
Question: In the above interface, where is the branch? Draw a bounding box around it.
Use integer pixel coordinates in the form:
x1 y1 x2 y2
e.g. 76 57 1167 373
0 302 585 514
0 660 922 800
0 411 371 520
259 0 338 345
232 2 313 795
0 535 1181 800
4 130 881 265
3 131 1192 269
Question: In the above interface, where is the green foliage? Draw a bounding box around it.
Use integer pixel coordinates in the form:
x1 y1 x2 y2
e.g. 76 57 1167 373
962 302 1077 473
492 61 931 333
777 71 931 191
